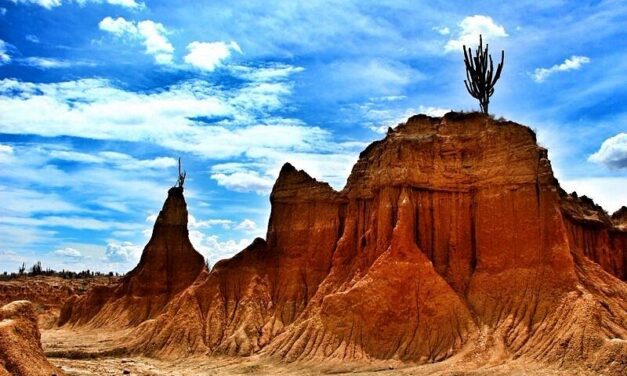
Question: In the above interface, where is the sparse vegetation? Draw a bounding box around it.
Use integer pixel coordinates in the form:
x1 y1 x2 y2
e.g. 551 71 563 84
176 157 186 188
0 261 120 281
463 34 504 114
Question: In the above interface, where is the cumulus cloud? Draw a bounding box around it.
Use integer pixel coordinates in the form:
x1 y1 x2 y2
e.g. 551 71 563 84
0 39 10 64
12 0 143 9
211 170 276 194
532 55 590 83
99 17 174 64
54 247 82 259
444 15 508 53
184 41 242 71
588 133 627 169
105 241 141 263
235 219 257 232
188 230 251 265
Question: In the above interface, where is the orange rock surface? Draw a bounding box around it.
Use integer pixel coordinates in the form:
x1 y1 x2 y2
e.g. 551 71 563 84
61 113 627 374
0 300 63 376
58 186 206 328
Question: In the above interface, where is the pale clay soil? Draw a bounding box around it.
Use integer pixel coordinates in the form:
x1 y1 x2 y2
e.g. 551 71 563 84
41 328 601 376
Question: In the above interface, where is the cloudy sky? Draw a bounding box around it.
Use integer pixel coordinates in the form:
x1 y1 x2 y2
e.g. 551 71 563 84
0 0 625 273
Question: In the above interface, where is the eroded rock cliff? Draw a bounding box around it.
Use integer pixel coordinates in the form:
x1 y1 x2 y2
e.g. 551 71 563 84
58 186 206 328
0 300 63 376
61 113 626 374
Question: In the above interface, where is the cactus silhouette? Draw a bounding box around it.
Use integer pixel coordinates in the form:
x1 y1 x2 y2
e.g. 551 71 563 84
463 34 504 114
177 158 186 188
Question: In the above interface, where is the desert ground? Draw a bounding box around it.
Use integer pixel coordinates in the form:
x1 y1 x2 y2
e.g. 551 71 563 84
40 328 605 375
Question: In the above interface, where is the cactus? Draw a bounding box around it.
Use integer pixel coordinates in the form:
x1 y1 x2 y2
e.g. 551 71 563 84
177 157 186 188
463 34 504 114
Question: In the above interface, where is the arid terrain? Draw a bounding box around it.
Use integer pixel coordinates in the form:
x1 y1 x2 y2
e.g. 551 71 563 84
2 113 626 375
0 275 119 330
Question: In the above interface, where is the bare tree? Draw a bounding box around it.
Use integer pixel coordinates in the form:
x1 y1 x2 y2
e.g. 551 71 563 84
463 34 504 114
177 157 186 188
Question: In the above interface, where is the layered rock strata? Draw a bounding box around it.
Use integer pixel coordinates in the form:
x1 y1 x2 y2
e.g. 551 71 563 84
62 113 626 374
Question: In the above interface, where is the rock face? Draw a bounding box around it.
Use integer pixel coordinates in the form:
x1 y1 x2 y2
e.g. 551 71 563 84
0 276 119 329
561 193 626 280
58 186 206 328
0 300 63 376
62 113 626 374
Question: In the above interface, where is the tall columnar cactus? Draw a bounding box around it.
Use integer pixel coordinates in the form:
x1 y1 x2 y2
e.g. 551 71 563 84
177 157 186 188
463 34 504 114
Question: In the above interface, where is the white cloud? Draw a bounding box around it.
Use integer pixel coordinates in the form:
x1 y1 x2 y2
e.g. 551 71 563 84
445 15 508 53
99 17 174 64
49 149 177 170
20 57 96 69
0 186 82 215
432 26 450 35
588 133 627 169
0 78 343 161
104 0 143 9
12 0 143 9
532 55 591 83
0 39 10 64
235 219 257 231
365 105 451 134
231 64 304 82
325 59 424 99
184 41 242 71
137 21 175 64
188 215 233 230
105 241 141 263
11 0 61 9
98 16 136 35
25 35 40 43
0 66 359 196
188 230 251 265
0 215 144 231
0 144 13 154
211 170 276 194
54 247 82 259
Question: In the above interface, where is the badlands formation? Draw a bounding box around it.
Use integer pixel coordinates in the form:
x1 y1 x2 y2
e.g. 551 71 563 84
27 112 627 374
0 301 62 376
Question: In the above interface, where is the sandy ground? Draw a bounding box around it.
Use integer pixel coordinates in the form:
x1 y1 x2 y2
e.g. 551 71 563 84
41 328 600 376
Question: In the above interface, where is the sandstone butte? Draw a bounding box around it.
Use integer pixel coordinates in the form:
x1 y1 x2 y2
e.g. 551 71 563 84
57 112 626 374
0 301 63 376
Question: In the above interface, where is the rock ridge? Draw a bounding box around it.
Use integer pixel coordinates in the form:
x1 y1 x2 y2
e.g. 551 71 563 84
60 112 626 374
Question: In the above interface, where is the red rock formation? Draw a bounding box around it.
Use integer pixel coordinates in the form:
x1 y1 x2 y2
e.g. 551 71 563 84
0 300 63 376
58 186 206 328
62 113 626 374
0 276 119 329
561 192 626 280
125 163 346 357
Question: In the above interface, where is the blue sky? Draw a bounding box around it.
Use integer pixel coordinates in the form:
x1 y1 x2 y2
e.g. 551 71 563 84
0 0 625 273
